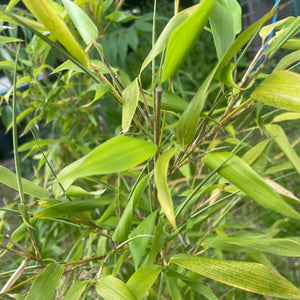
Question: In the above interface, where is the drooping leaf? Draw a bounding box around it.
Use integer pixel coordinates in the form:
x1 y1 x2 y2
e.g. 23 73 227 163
161 0 215 82
252 71 300 112
203 152 300 219
122 78 139 132
64 280 90 300
53 136 157 197
22 0 89 65
25 264 65 300
266 124 300 176
0 166 48 198
170 254 300 299
126 265 162 300
96 275 136 300
205 236 300 257
154 148 178 231
62 0 98 45
33 198 109 219
129 211 156 270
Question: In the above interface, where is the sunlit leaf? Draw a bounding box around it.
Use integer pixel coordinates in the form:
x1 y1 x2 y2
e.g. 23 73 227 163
25 264 65 300
252 71 300 112
122 78 139 132
266 124 300 176
53 136 157 197
0 166 48 198
96 275 136 300
203 152 300 219
0 36 22 43
81 83 111 108
126 265 162 300
161 0 215 82
242 140 269 165
154 148 178 231
170 254 300 299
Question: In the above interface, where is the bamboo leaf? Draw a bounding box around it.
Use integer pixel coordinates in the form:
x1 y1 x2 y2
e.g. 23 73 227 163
0 36 22 43
274 50 300 71
122 78 139 132
126 265 162 300
96 275 136 300
252 71 300 112
22 0 89 65
161 0 215 82
33 198 109 219
203 152 300 219
53 136 157 197
205 236 300 257
272 112 300 123
154 148 178 231
140 4 200 74
25 264 65 300
242 140 270 165
266 124 300 176
64 280 89 300
62 0 98 45
0 166 48 198
170 254 300 299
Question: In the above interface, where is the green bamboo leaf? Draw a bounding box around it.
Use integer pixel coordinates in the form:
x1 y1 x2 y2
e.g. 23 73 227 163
126 265 162 300
129 212 156 270
252 71 300 112
0 166 48 198
272 112 300 123
25 264 65 300
62 0 98 45
0 36 22 43
64 280 89 300
274 50 300 71
266 124 300 176
122 78 139 132
113 174 151 243
154 148 178 231
53 136 157 197
33 198 108 219
205 236 300 257
185 281 218 300
282 37 300 50
161 0 215 82
140 4 200 74
106 11 137 23
6 0 20 11
203 152 300 219
209 0 235 60
65 185 105 197
96 275 136 300
81 83 111 108
22 0 89 65
241 140 269 165
170 254 300 299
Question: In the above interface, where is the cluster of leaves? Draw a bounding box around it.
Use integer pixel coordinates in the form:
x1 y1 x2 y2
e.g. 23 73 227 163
0 0 300 299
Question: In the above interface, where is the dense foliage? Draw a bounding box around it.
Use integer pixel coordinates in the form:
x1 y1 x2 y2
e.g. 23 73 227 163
1 0 300 299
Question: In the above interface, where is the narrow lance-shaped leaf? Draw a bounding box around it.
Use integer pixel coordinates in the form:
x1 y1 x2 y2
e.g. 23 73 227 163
22 0 89 65
154 148 178 231
25 264 65 300
161 0 215 82
64 280 90 300
203 152 300 220
96 275 136 300
170 254 300 299
122 78 139 132
251 70 300 112
62 0 98 45
53 136 157 197
266 124 300 176
126 265 162 300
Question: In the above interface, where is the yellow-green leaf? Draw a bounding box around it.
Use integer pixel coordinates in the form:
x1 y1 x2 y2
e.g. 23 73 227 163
154 148 177 231
170 254 300 299
122 78 139 132
64 280 90 300
161 0 215 82
251 70 300 112
266 124 300 176
22 0 89 65
203 152 300 219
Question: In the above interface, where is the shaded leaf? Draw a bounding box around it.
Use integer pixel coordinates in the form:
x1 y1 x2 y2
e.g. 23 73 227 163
96 275 136 300
106 11 137 23
242 140 269 165
25 264 65 300
154 148 178 230
64 280 89 300
203 152 300 219
53 136 157 197
126 265 162 300
170 254 300 299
